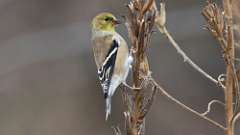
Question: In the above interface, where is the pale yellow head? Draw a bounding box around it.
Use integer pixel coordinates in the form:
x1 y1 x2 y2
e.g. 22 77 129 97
91 12 120 32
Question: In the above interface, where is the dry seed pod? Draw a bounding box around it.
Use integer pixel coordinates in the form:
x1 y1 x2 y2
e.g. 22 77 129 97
202 1 225 38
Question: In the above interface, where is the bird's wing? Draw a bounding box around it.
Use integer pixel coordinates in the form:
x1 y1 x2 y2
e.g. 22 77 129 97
98 39 119 98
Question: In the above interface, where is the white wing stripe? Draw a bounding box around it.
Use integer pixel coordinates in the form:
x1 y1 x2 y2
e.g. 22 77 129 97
102 47 118 67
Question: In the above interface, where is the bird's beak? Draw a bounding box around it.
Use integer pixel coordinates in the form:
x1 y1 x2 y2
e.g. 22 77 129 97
113 19 121 26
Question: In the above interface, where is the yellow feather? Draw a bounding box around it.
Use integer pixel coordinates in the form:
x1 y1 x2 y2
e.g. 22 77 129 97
91 12 117 32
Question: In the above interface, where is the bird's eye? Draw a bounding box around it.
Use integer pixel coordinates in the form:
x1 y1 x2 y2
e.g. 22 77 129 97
104 17 112 22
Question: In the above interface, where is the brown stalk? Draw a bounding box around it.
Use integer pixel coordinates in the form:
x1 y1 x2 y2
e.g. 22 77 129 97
123 0 156 135
223 0 235 135
232 1 240 133
202 0 237 135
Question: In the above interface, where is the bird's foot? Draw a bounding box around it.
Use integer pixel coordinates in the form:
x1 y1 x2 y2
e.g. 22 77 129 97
122 82 142 90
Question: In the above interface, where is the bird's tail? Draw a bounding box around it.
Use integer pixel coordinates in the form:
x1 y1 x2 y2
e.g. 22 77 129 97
105 97 112 120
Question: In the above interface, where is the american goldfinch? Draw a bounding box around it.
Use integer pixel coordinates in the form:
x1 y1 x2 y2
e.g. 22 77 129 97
91 12 132 120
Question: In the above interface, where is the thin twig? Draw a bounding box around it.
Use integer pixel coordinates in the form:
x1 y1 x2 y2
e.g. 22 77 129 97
229 59 240 114
160 26 222 88
201 99 225 116
141 86 157 118
218 74 227 88
150 78 226 130
141 0 154 16
232 112 240 135
154 1 222 88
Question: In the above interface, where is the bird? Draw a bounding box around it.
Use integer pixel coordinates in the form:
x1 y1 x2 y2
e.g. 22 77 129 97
91 12 133 120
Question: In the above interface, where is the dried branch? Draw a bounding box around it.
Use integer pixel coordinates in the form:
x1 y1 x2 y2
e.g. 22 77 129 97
149 78 226 130
123 0 157 135
232 0 240 115
140 85 157 118
202 1 240 116
222 0 235 134
218 74 227 88
154 1 166 33
152 0 226 131
124 111 133 135
162 27 221 87
201 100 225 116
141 0 154 16
202 1 226 50
232 112 240 135
202 0 237 135
154 2 223 89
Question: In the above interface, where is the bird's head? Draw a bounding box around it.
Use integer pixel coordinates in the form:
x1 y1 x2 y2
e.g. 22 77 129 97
91 12 121 32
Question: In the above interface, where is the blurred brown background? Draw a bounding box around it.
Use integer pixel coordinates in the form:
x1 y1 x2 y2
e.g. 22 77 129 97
0 0 239 135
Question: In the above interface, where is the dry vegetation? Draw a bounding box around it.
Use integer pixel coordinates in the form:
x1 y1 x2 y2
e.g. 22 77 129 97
112 0 240 135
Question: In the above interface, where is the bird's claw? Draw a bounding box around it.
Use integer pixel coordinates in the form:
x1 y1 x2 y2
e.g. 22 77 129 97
123 82 142 90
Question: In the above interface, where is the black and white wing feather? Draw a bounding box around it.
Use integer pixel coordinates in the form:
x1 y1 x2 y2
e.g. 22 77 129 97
98 40 119 98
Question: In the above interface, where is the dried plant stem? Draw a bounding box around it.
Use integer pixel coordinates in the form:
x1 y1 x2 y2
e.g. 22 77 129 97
154 1 221 88
150 78 226 130
152 0 227 132
124 0 156 135
232 112 240 135
224 17 234 135
160 26 221 88
201 99 225 116
223 0 235 135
